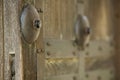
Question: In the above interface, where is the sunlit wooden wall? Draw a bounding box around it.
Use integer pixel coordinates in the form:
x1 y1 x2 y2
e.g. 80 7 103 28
85 0 113 40
43 0 77 40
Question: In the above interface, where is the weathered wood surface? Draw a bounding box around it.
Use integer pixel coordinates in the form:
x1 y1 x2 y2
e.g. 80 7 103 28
44 39 115 80
3 0 22 80
45 39 78 58
43 0 76 40
85 0 113 40
112 0 120 80
0 0 3 80
76 0 85 15
21 0 37 80
3 0 44 80
22 42 37 80
35 0 45 80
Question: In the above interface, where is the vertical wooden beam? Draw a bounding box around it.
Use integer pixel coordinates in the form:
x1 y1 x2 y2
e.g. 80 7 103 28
35 0 45 80
22 42 37 80
3 0 22 80
43 0 76 40
43 0 61 39
85 0 113 40
0 0 4 80
21 0 38 80
61 0 76 40
112 0 120 80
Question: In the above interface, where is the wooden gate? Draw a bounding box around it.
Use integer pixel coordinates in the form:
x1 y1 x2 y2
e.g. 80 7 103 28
0 0 118 80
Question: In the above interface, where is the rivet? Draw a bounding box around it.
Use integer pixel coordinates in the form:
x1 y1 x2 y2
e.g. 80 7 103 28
36 49 41 53
86 52 89 56
85 74 89 78
47 52 51 56
73 76 76 80
36 49 45 54
86 43 89 47
110 42 114 47
110 70 113 74
97 76 101 80
46 42 51 46
98 46 102 51
72 51 76 56
37 8 43 13
41 49 45 53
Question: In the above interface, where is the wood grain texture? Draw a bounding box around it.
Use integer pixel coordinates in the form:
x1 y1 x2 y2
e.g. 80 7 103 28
112 0 120 80
3 0 22 80
35 0 45 80
85 0 113 40
43 0 61 39
43 0 76 40
61 0 76 39
22 42 37 80
0 0 3 80
21 0 38 80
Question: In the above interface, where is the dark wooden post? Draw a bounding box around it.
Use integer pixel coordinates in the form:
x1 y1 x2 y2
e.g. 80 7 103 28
0 0 4 80
112 0 120 80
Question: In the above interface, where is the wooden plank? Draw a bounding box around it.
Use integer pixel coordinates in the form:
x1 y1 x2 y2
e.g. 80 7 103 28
84 0 113 40
43 0 76 40
44 39 115 80
0 0 3 80
21 0 37 79
45 58 78 77
77 0 85 14
45 74 77 80
81 40 114 57
60 0 67 39
3 0 22 80
112 0 120 80
61 0 76 40
22 42 37 80
16 1 24 80
45 39 78 58
43 0 61 39
78 40 115 80
35 0 45 80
